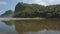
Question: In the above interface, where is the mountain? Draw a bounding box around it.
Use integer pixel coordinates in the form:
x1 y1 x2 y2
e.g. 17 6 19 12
13 2 60 18
13 2 45 18
45 5 60 18
0 10 14 18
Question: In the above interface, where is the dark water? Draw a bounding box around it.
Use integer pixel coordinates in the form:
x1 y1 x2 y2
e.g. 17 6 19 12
0 20 60 34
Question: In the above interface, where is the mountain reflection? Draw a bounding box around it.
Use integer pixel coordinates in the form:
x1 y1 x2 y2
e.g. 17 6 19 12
14 20 60 34
2 20 60 34
2 21 14 26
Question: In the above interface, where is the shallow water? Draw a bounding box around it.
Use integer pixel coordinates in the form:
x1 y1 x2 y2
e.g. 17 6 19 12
0 21 18 34
0 20 60 34
24 29 60 34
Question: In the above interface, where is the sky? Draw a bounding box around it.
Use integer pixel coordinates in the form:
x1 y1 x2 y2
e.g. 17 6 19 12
0 0 60 15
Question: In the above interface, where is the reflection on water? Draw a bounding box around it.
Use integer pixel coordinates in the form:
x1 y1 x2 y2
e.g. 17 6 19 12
15 20 60 34
0 20 60 34
0 21 18 34
24 29 60 34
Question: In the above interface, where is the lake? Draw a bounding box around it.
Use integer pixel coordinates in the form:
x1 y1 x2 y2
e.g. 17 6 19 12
0 20 60 34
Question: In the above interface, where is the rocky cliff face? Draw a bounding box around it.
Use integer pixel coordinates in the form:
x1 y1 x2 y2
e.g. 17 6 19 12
13 2 45 18
14 2 25 14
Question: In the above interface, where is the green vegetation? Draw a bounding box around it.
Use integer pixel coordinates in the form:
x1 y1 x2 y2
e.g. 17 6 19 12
13 2 45 18
1 2 60 18
0 2 60 34
0 10 13 18
13 2 60 19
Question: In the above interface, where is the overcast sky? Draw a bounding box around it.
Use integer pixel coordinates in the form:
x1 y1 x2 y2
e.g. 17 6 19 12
0 0 60 15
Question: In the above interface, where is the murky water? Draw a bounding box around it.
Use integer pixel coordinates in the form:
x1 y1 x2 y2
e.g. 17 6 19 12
0 20 60 34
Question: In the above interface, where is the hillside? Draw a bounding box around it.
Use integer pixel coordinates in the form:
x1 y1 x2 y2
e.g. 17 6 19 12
13 2 45 18
12 2 60 18
0 10 14 18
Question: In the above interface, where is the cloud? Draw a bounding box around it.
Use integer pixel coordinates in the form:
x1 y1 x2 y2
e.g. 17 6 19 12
22 0 60 6
46 0 60 5
0 1 7 5
31 0 60 6
48 0 60 2
32 0 47 6
49 0 55 2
